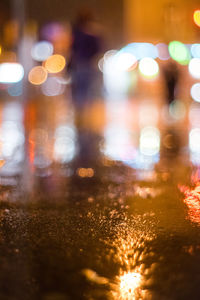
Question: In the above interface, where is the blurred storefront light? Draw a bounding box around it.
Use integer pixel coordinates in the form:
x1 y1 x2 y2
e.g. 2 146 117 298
7 81 23 97
189 58 200 79
103 52 131 95
189 128 200 165
191 83 200 102
28 66 48 85
189 128 200 153
120 43 158 60
0 63 24 83
156 43 170 60
168 41 190 65
53 124 76 163
193 10 200 27
113 52 137 72
31 41 54 62
139 57 159 79
103 125 136 161
139 126 160 156
191 44 200 58
44 54 66 73
169 100 186 120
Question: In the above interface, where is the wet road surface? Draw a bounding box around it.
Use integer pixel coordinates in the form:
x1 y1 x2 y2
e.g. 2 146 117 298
0 70 198 299
0 159 200 300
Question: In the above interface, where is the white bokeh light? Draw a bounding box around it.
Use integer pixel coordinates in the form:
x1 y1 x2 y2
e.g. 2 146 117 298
189 58 200 79
191 83 200 102
114 52 137 71
191 44 200 58
103 53 130 95
0 63 24 83
31 41 54 61
139 57 159 78
189 128 200 153
140 126 160 156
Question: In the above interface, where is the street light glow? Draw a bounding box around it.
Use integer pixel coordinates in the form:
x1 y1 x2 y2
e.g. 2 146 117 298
193 10 200 27
168 41 190 65
139 57 159 79
0 63 24 83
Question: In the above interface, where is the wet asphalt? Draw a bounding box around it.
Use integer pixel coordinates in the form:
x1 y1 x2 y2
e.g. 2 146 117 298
0 158 200 300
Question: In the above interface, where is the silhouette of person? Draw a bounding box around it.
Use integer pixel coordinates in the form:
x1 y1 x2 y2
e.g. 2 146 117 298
68 8 103 169
162 60 179 105
69 8 102 109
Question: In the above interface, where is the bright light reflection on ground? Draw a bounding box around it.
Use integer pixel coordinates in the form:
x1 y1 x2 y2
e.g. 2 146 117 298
53 124 76 163
139 126 160 156
119 271 142 300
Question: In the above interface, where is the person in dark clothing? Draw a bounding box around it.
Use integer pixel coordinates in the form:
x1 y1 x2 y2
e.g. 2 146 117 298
162 60 179 105
68 9 103 170
69 9 102 109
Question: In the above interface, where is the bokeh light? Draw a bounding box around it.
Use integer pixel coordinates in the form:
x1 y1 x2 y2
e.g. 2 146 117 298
41 77 65 96
103 50 118 62
193 10 200 27
139 57 159 79
7 81 23 97
120 43 158 60
41 22 64 42
44 54 66 73
77 168 94 178
28 66 48 85
114 52 137 71
119 272 141 299
31 41 53 62
103 125 136 161
189 128 200 153
156 43 170 60
54 125 76 163
191 44 200 58
168 41 190 65
189 58 200 79
0 63 24 83
191 83 200 102
98 57 104 72
139 126 160 156
0 121 25 158
103 52 131 95
189 104 200 127
169 100 186 120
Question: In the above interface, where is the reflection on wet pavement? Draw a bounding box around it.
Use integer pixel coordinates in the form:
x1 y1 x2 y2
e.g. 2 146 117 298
0 44 200 299
1 162 200 300
0 92 197 299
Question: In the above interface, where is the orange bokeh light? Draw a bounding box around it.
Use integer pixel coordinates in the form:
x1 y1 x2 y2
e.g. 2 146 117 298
28 66 48 85
194 10 200 27
44 54 66 73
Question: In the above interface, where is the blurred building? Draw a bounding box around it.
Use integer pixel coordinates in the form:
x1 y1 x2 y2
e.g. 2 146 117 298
124 0 200 43
25 0 124 48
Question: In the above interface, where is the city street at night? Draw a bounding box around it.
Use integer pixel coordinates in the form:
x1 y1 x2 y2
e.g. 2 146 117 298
1 0 200 299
